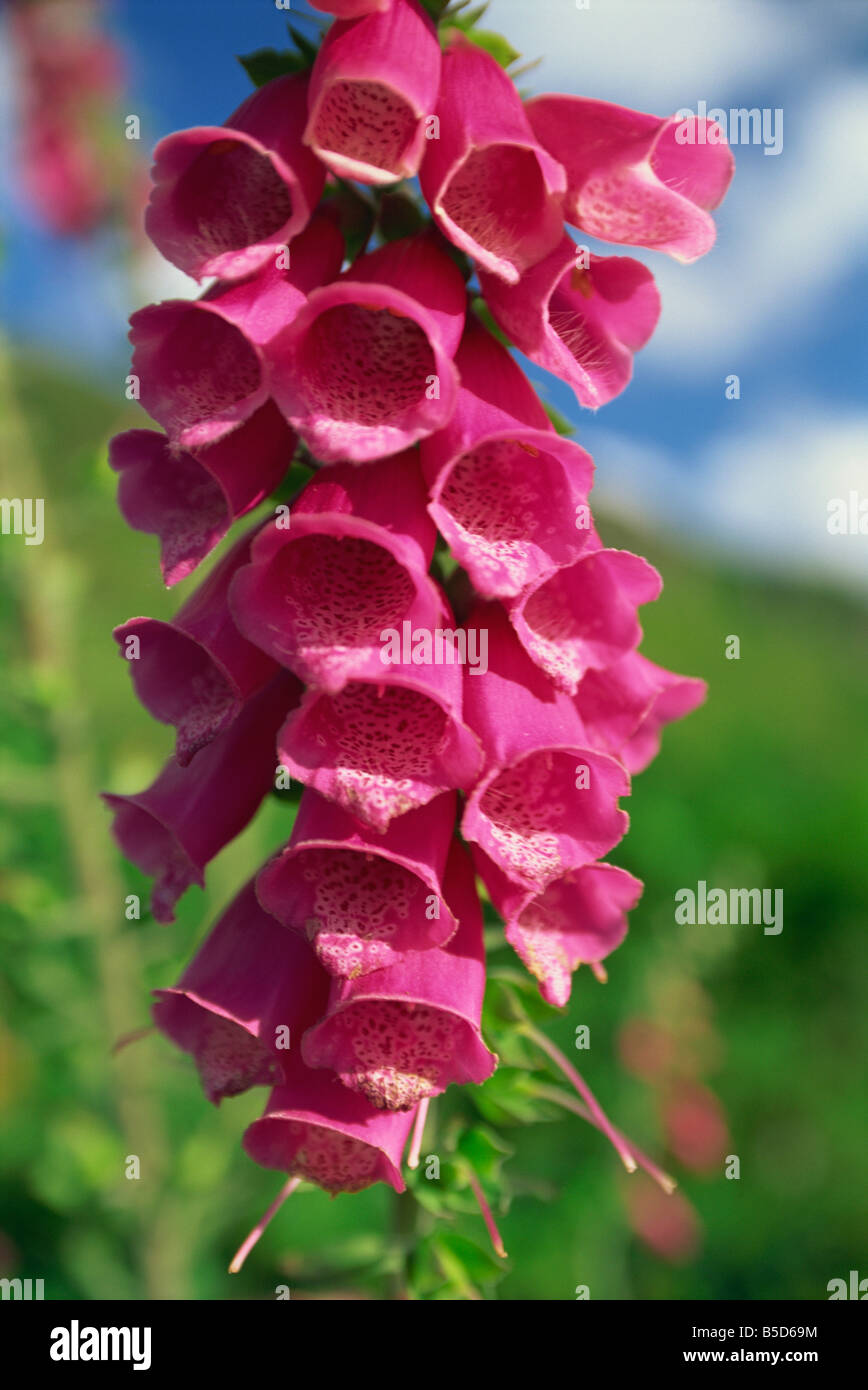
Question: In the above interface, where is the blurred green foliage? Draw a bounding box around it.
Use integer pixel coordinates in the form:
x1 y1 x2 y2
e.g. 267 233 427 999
1 351 866 1300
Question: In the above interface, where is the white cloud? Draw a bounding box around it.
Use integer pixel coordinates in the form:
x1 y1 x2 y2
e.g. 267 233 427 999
586 406 868 594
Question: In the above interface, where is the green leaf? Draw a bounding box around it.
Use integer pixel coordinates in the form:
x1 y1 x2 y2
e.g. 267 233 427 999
436 1229 508 1283
543 401 576 436
237 49 306 88
443 25 520 69
455 1123 512 1185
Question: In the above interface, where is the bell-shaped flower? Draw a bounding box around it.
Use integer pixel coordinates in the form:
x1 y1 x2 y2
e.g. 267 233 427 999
473 845 642 1007
152 880 329 1103
419 34 565 283
109 402 296 587
243 1055 416 1194
479 234 660 409
275 653 483 832
114 526 278 766
229 450 446 693
302 838 496 1109
575 651 706 773
526 95 735 263
130 213 344 450
508 546 662 694
461 604 629 892
265 232 466 462
256 789 458 979
146 74 325 282
305 0 441 186
420 317 595 597
103 672 301 923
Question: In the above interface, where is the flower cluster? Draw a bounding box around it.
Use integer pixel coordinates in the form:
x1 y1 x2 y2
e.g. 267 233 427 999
107 0 733 1259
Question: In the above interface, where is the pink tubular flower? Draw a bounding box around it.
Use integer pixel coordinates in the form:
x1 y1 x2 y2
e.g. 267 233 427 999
526 95 735 263
229 451 446 693
113 527 278 766
130 213 344 451
256 789 458 979
461 604 630 892
108 402 296 587
479 234 660 409
420 316 595 598
305 0 441 186
575 651 706 773
145 74 325 282
103 672 301 923
275 656 483 832
419 34 566 283
265 232 466 462
244 1053 416 1194
473 846 642 1007
151 879 329 1103
508 547 663 695
302 838 496 1109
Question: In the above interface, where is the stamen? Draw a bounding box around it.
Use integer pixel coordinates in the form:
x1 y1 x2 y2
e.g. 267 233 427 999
534 1084 676 1195
467 1168 508 1259
522 1022 637 1172
407 1097 430 1170
229 1175 301 1273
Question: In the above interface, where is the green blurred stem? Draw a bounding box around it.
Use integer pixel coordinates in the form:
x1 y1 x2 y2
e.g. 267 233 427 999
0 340 184 1299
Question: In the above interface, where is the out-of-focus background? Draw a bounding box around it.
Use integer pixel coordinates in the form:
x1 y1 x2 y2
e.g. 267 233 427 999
0 0 866 1301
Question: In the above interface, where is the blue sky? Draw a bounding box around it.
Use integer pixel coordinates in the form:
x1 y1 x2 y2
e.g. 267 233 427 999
2 0 866 591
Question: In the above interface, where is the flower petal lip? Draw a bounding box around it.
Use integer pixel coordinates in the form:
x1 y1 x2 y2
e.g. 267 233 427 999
508 548 663 695
526 94 735 263
229 452 447 693
474 846 643 1007
102 672 301 923
305 0 441 186
256 790 459 978
114 525 278 766
265 234 465 463
130 213 345 451
575 650 707 773
301 838 496 1108
243 1058 416 1194
420 33 566 284
480 233 661 409
151 879 330 1104
421 316 595 597
276 661 484 832
109 404 295 588
145 74 326 282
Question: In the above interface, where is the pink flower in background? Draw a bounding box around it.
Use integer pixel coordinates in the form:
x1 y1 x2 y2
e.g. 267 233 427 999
104 2 734 1256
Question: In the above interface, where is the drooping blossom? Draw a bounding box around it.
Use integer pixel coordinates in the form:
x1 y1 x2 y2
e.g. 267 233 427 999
103 673 300 923
420 315 595 598
114 526 278 765
256 790 458 978
302 838 496 1108
109 403 296 587
130 213 344 450
265 232 465 462
146 74 325 282
305 0 441 186
479 234 660 409
229 451 446 692
420 33 566 283
526 95 735 262
152 879 329 1103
